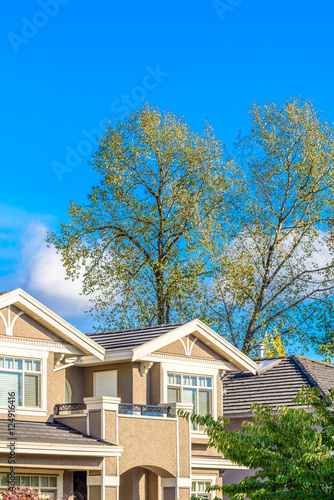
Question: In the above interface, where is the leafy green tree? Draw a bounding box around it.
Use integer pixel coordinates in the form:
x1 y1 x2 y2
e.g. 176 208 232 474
48 103 228 329
181 386 334 499
204 98 334 355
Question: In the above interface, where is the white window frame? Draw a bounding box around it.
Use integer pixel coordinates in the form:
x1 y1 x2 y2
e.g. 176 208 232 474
162 362 218 436
191 475 216 499
93 369 117 398
0 346 48 416
0 470 63 498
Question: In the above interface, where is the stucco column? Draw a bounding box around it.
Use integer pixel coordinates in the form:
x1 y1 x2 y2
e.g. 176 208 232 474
84 397 122 500
166 402 193 500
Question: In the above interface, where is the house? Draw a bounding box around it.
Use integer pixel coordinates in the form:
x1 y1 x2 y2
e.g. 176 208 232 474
0 289 258 500
222 354 334 490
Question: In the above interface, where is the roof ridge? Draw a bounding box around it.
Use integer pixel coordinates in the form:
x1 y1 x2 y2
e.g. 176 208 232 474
87 321 185 336
297 355 334 368
292 355 328 395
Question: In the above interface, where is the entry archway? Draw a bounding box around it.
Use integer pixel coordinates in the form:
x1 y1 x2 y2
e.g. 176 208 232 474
120 465 176 500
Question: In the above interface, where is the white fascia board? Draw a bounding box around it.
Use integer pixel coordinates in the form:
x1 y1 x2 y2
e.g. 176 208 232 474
140 353 238 371
0 337 82 355
0 289 105 360
0 441 123 457
78 350 132 366
132 319 257 374
195 320 257 374
191 457 248 470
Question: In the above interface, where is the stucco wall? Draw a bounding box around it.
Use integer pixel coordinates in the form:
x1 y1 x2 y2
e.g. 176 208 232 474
55 415 87 434
0 306 67 343
118 415 178 476
150 362 162 405
83 362 133 402
132 362 147 404
63 470 73 496
191 442 222 457
66 366 84 403
155 335 222 361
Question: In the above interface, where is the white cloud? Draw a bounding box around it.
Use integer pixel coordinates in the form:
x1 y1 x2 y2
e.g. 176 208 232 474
0 205 94 325
20 222 93 317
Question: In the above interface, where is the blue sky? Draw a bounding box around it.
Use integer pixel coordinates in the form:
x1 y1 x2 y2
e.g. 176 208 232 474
1 0 334 354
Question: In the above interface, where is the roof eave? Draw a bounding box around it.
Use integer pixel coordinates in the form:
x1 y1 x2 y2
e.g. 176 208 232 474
132 319 257 374
0 289 105 360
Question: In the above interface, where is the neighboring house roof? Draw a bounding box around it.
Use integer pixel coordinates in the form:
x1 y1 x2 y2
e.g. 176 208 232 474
87 323 185 350
87 319 258 374
223 355 334 417
0 419 122 457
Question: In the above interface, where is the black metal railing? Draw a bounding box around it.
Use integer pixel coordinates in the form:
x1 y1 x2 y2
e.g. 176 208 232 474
54 403 87 415
119 403 171 417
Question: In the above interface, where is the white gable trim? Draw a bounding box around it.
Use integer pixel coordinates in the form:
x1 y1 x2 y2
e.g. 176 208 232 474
0 289 104 359
132 319 257 374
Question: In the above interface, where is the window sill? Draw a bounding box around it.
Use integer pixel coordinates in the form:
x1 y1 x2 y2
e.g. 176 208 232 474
191 430 209 439
0 407 46 417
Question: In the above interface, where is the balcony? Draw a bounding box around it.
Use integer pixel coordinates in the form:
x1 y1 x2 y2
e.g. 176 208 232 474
54 403 87 415
54 402 172 418
119 403 171 417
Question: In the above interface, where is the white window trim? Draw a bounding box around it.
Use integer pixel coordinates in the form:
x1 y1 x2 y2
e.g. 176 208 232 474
0 469 63 498
0 346 48 416
191 475 217 500
93 369 117 398
162 362 218 436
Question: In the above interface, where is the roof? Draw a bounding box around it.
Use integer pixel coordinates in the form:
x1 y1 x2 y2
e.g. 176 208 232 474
0 289 104 359
0 419 111 447
86 320 258 374
87 323 185 350
223 355 334 417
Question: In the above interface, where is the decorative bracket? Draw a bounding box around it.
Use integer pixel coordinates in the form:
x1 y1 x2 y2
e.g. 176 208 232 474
140 361 153 377
0 305 24 336
180 335 198 356
55 354 65 369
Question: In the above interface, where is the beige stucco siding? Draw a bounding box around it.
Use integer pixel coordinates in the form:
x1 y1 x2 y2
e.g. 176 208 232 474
132 362 148 404
150 362 162 405
66 366 84 403
155 335 223 361
82 362 133 402
55 415 87 434
118 416 178 476
0 306 68 344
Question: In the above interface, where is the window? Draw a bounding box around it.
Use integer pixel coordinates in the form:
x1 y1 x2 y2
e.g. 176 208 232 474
94 370 117 397
167 372 212 430
0 357 41 408
0 474 57 498
191 481 211 498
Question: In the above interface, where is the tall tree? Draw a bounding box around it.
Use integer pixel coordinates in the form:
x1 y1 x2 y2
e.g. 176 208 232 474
204 98 334 355
182 386 334 500
48 103 228 329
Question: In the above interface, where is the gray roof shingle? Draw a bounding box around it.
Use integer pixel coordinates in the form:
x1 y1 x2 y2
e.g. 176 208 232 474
223 355 334 417
87 322 185 350
0 420 113 447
